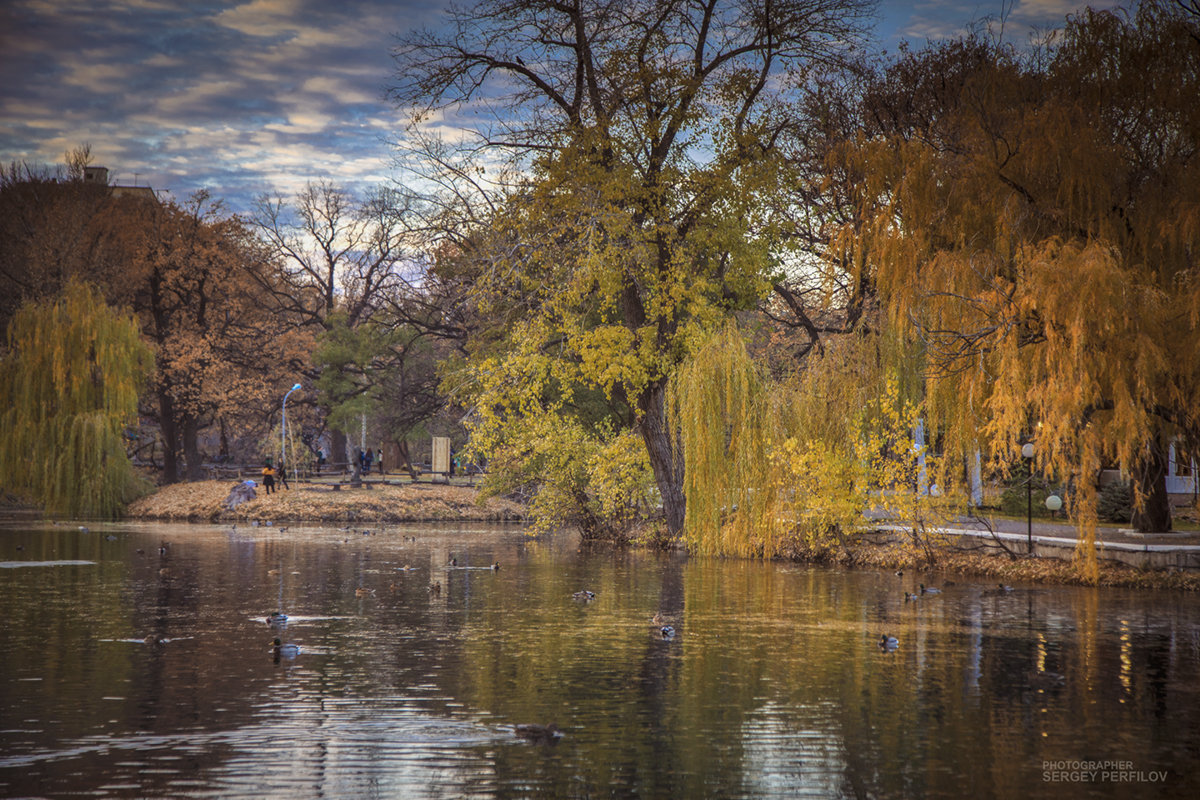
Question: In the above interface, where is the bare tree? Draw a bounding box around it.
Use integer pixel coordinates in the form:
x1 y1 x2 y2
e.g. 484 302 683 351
248 181 422 464
248 181 415 329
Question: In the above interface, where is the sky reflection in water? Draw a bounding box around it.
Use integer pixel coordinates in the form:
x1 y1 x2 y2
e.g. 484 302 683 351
0 520 1197 798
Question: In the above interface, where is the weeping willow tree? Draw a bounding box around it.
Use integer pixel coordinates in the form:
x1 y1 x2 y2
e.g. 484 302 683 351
836 3 1200 580
669 323 778 555
669 321 963 557
0 280 154 518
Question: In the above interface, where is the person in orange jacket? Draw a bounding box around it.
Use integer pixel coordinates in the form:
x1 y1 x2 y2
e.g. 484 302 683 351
262 460 277 495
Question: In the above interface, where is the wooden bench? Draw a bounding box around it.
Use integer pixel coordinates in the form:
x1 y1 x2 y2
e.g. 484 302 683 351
326 481 374 491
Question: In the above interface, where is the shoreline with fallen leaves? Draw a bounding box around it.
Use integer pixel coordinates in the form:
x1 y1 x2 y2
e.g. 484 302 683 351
124 479 524 524
18 480 1198 590
775 540 1200 591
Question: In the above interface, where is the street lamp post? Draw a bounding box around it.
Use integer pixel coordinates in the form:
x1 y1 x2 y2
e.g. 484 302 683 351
1022 442 1035 554
282 383 301 482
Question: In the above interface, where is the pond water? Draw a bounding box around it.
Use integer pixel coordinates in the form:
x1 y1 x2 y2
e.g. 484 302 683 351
1 519 1198 799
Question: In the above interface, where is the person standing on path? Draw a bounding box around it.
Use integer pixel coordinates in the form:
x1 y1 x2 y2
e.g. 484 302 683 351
262 460 276 495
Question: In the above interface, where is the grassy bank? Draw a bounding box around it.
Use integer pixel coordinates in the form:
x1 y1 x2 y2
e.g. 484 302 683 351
125 479 524 524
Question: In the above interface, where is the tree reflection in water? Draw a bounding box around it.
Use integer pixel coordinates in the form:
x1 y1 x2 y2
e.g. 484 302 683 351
0 521 1197 798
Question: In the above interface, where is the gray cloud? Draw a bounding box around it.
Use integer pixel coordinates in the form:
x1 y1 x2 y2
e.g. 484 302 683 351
1 0 433 211
877 0 1122 47
2 0 1118 213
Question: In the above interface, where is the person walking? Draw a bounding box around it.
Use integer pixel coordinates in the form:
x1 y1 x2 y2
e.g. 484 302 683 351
262 460 277 495
276 459 290 490
365 448 374 475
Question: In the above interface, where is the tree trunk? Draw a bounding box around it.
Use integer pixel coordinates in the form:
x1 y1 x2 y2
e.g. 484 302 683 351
1131 437 1172 533
157 391 179 484
349 445 362 487
331 428 348 473
181 415 205 481
397 439 418 480
637 381 686 536
571 485 606 540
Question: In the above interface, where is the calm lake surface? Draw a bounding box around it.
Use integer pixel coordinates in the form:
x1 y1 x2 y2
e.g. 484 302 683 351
1 519 1198 799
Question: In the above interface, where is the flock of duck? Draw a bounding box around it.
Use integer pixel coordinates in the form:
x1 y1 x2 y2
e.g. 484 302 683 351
255 562 1023 661
881 576 1019 653
135 535 1044 743
256 556 678 742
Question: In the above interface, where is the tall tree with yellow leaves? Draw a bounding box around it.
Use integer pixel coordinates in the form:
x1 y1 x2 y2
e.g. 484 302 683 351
391 0 877 535
838 3 1200 553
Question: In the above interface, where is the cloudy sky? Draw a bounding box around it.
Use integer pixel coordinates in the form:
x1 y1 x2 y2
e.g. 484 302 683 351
0 0 1117 214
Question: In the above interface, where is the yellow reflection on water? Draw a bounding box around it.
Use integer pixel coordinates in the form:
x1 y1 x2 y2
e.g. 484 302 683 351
1120 619 1132 699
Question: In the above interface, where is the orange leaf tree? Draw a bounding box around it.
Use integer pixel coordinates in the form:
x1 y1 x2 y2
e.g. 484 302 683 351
836 3 1200 569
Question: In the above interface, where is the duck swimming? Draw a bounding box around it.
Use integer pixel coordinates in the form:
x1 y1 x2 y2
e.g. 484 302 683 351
878 634 899 651
660 625 676 639
266 612 288 626
920 583 941 594
572 590 596 601
272 638 300 658
514 722 563 743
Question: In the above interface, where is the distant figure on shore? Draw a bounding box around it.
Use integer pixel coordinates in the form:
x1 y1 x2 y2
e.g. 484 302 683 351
365 448 374 475
316 449 325 474
276 459 290 490
262 460 276 495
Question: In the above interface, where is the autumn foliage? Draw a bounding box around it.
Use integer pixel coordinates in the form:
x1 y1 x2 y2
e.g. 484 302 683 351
3 2 1197 577
0 281 154 517
830 3 1200 571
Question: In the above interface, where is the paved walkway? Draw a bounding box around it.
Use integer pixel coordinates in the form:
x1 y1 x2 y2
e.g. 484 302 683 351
876 514 1200 569
939 514 1200 550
